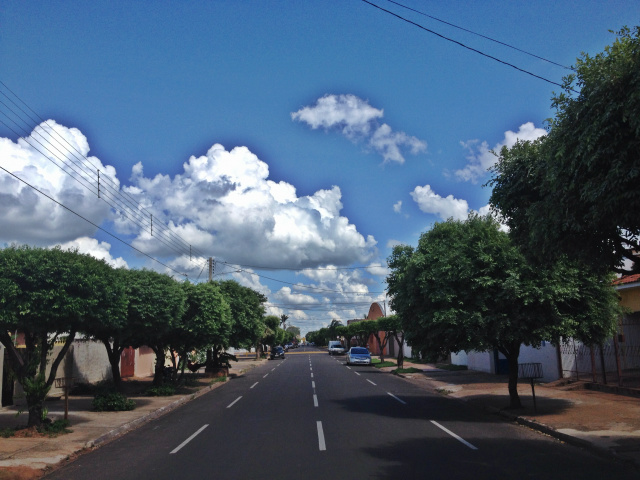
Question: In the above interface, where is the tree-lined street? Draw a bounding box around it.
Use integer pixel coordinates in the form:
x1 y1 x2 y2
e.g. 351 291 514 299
45 348 637 479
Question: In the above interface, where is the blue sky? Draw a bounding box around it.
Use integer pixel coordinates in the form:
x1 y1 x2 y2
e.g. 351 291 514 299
1 1 638 336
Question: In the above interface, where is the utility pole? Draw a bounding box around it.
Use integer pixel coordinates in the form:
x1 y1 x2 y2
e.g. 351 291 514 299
208 257 215 282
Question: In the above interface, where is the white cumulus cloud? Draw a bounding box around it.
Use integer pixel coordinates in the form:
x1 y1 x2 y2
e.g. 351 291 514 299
0 120 119 246
55 237 129 268
410 185 469 221
455 122 546 183
291 94 426 164
123 143 378 268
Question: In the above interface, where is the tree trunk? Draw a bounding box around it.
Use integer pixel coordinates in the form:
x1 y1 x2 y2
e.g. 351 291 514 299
152 346 166 386
101 338 123 391
506 348 522 409
394 332 405 370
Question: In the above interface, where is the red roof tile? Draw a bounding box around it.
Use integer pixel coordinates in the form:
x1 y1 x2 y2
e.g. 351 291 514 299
613 274 640 285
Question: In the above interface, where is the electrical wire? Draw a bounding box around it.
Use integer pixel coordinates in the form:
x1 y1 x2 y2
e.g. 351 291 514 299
0 81 209 264
0 165 187 277
361 0 576 92
219 260 387 272
384 0 572 70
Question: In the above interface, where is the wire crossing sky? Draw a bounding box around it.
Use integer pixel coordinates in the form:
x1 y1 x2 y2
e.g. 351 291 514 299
1 0 637 335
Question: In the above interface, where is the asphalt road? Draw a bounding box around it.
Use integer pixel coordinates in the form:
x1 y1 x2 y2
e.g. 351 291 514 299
46 346 637 479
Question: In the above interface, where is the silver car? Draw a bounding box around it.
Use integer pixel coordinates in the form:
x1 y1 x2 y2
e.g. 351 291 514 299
346 347 372 365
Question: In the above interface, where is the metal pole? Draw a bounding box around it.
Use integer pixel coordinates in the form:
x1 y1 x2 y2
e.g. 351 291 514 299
599 344 607 385
613 333 623 387
530 378 537 414
590 345 597 383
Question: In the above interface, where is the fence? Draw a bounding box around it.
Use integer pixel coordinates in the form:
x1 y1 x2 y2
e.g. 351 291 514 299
559 314 640 387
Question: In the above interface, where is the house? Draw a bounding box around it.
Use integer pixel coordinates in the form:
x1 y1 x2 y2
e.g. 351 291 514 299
452 274 640 385
1 337 156 407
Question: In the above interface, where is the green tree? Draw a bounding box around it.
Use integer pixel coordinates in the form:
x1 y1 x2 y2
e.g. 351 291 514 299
489 27 640 274
216 280 266 363
262 315 282 349
369 317 393 362
124 269 186 386
387 215 621 408
376 315 405 369
286 325 301 339
81 267 130 391
168 281 232 381
0 246 126 426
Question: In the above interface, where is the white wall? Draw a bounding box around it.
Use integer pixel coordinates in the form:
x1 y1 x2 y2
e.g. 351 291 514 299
467 351 493 373
451 351 468 366
518 343 560 382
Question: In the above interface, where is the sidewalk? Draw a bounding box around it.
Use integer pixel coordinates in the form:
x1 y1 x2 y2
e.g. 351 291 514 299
381 359 640 468
1 358 639 478
0 359 267 479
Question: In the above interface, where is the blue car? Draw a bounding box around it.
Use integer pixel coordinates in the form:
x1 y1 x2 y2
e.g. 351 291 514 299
346 347 372 365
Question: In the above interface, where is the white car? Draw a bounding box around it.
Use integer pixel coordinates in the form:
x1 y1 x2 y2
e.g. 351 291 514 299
328 341 345 355
346 347 372 365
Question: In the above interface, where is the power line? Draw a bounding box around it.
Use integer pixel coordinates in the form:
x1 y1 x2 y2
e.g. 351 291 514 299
0 81 209 265
361 0 576 92
221 264 385 295
219 260 387 272
384 0 572 70
0 165 188 277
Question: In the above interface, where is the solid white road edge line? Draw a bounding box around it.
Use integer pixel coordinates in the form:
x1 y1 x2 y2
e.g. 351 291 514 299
317 421 326 451
170 424 209 454
430 420 478 450
226 396 243 408
387 392 407 405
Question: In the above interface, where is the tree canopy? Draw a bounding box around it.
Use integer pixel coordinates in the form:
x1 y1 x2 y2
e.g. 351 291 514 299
387 215 621 408
489 27 640 274
217 280 267 351
0 245 126 426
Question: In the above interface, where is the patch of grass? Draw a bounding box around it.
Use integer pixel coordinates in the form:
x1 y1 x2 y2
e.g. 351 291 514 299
392 367 422 374
0 427 15 438
435 363 468 371
92 391 136 411
209 376 227 385
146 384 176 397
372 358 396 368
436 388 454 395
38 419 72 436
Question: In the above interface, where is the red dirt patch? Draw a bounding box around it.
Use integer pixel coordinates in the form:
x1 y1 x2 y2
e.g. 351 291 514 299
0 466 43 479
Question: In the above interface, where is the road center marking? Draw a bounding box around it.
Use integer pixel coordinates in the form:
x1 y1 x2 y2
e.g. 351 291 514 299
250 382 258 389
311 373 314 378
313 394 318 407
317 421 326 451
312 381 316 388
430 420 478 450
367 379 376 386
226 396 242 408
170 424 209 454
354 372 360 376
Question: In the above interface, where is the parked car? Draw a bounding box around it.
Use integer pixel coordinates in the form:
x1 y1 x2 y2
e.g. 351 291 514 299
328 341 346 355
346 347 372 365
270 346 285 360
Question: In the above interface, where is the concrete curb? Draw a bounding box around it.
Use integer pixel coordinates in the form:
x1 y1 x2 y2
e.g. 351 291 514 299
392 370 640 470
85 360 266 449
